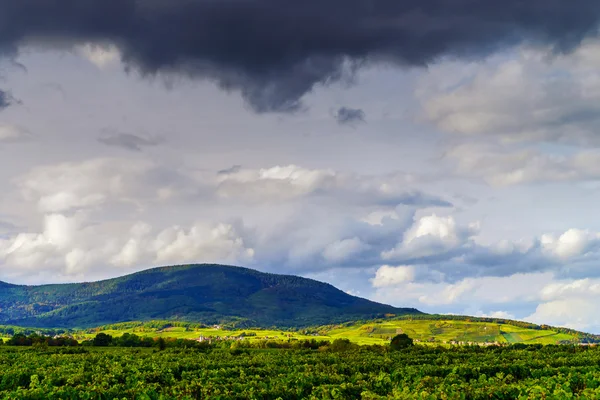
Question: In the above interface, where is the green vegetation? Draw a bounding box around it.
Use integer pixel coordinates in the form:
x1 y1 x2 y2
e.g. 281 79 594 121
1 263 595 347
0 315 584 350
64 317 593 346
4 333 78 347
390 333 413 350
1 343 600 399
389 313 600 343
0 264 420 328
321 319 586 345
0 306 598 398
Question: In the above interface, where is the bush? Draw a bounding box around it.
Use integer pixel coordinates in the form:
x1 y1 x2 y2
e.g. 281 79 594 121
330 338 355 352
390 334 414 350
92 333 113 347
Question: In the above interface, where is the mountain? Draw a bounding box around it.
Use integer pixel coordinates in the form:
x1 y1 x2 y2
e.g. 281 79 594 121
0 264 422 328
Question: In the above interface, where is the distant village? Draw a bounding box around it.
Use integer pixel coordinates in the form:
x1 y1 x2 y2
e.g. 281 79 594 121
195 325 320 343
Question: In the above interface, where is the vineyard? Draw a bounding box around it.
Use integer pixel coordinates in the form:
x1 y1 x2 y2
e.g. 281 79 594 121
0 343 600 399
71 318 584 346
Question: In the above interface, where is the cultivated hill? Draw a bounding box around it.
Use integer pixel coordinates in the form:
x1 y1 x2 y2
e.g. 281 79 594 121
73 317 595 346
0 264 421 328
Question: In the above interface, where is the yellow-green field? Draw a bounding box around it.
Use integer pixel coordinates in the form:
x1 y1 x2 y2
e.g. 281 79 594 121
326 320 577 345
74 326 331 343
75 319 580 346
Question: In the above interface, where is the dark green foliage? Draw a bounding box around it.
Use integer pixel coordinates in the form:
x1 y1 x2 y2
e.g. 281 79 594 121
0 345 599 398
390 333 414 350
5 333 78 347
329 338 356 352
92 333 112 347
0 264 421 328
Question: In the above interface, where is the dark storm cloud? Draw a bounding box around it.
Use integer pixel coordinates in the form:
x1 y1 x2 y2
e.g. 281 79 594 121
336 107 366 125
98 131 164 151
1 0 600 112
0 90 12 110
218 165 243 175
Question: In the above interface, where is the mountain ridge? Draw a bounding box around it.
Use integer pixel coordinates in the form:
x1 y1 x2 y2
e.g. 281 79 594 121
0 264 422 328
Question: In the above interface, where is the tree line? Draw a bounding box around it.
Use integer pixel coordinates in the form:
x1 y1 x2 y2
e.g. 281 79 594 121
0 332 415 352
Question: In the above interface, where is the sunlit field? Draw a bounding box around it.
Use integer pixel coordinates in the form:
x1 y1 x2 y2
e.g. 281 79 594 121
71 318 580 346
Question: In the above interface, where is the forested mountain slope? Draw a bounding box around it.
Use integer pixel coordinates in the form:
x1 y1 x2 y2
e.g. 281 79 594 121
0 264 421 328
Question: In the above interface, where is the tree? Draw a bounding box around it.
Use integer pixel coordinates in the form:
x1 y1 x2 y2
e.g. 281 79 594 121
390 334 413 350
330 338 354 352
7 333 31 346
93 333 113 347
115 333 142 347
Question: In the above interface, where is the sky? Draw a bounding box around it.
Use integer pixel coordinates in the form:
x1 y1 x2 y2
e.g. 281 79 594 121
2 0 600 332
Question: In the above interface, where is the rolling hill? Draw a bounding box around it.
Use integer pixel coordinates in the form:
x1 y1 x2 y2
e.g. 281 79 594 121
71 317 592 346
0 264 421 328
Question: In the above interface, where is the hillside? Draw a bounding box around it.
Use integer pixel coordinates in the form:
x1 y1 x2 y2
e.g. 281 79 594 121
0 264 421 328
67 317 595 346
325 319 580 345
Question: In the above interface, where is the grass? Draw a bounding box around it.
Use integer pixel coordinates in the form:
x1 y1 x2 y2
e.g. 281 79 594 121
501 332 522 343
73 319 581 346
327 320 516 345
75 326 331 343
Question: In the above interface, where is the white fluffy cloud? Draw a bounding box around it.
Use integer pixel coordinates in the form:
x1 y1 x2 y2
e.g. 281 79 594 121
419 40 600 146
419 39 600 193
381 214 478 261
110 221 254 268
370 267 600 332
16 160 448 214
529 278 600 332
17 158 172 213
0 214 254 282
7 160 600 291
216 164 448 207
527 280 600 332
262 210 600 282
541 229 600 259
444 143 600 186
0 213 86 276
371 265 415 288
152 222 254 265
1 158 456 281
476 311 516 320
372 272 553 308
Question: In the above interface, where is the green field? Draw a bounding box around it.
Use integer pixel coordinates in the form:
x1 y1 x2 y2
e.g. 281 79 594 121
74 319 581 346
75 326 332 343
2 343 600 399
325 320 578 345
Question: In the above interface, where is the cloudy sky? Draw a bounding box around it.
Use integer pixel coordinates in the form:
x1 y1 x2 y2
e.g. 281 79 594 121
2 0 600 332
